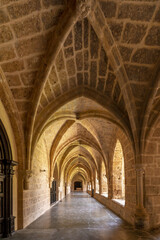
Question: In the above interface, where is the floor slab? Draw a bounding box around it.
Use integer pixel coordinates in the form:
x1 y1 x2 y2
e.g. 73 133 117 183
9 192 160 240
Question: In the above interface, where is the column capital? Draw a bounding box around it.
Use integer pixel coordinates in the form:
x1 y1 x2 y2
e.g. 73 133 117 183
76 0 92 19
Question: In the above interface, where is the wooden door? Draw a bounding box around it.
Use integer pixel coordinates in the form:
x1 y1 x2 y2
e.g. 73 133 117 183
0 166 5 238
50 181 56 204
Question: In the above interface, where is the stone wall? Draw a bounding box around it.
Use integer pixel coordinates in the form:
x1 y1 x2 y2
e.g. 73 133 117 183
91 130 136 226
143 120 160 229
23 136 50 227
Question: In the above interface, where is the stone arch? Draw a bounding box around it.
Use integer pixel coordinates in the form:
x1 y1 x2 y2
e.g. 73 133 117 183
29 88 134 171
112 140 125 200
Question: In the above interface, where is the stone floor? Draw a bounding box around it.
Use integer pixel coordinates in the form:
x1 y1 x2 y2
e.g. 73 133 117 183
9 192 160 240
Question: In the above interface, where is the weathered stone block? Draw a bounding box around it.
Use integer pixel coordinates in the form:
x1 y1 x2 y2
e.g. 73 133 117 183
105 72 116 96
130 83 147 100
64 31 72 47
53 83 61 97
90 61 97 88
59 71 68 92
77 72 83 86
0 0 19 6
12 15 41 38
113 82 120 102
118 3 155 21
66 58 76 76
26 54 43 70
42 9 63 30
146 142 157 154
84 18 89 48
153 128 160 137
99 47 108 76
84 50 89 71
154 7 160 22
90 26 99 59
42 0 65 8
76 52 83 71
69 77 76 88
1 60 24 72
119 46 133 62
97 78 105 92
145 26 160 46
0 45 16 62
100 1 117 18
6 74 21 86
48 67 58 85
11 87 32 99
132 48 160 64
74 21 82 51
16 35 47 57
0 9 9 24
40 93 48 107
56 50 65 72
7 0 41 19
44 81 53 102
64 47 73 58
122 23 147 44
108 22 123 42
125 64 151 83
20 71 37 86
0 25 13 43
84 72 88 85
16 101 30 112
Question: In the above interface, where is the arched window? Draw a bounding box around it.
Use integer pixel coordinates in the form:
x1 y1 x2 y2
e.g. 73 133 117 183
95 171 99 194
112 140 125 204
101 161 108 197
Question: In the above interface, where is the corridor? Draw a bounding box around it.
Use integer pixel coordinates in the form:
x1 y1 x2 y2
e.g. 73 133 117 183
9 193 160 240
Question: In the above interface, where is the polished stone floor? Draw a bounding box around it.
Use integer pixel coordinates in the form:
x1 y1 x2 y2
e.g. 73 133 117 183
9 192 160 240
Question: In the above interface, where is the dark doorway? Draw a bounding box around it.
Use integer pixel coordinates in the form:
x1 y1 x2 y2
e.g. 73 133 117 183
0 120 17 238
74 181 82 190
50 180 56 204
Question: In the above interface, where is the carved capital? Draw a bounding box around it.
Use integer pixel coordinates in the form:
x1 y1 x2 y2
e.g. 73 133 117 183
76 0 91 19
23 170 32 190
25 170 32 180
135 168 145 177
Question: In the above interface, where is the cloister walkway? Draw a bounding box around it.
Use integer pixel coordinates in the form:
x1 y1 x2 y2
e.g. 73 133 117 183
9 192 160 240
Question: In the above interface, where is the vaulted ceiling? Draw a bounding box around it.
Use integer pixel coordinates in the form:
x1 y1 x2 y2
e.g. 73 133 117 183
0 0 160 175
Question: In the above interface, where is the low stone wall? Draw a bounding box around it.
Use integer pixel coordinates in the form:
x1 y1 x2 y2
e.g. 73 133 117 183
88 191 135 226
23 188 50 228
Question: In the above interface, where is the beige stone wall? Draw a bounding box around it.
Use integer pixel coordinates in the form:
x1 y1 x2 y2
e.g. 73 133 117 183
143 120 160 229
23 136 50 227
92 131 136 226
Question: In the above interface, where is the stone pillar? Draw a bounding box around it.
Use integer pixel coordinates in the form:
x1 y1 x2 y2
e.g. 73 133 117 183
24 170 32 190
66 185 70 195
58 186 63 201
135 167 148 229
3 160 18 238
99 166 102 195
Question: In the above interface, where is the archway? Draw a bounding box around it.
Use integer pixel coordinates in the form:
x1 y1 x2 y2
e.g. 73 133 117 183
0 120 17 238
112 140 125 204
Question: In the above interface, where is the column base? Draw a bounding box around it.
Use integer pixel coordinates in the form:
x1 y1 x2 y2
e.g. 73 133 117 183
3 216 15 238
134 207 149 230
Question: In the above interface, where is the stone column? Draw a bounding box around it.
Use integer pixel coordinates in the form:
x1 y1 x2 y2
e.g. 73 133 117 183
135 167 148 229
66 185 70 195
24 170 32 190
99 166 102 195
3 160 18 238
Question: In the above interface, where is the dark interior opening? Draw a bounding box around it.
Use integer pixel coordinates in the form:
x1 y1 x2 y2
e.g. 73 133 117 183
74 181 82 190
